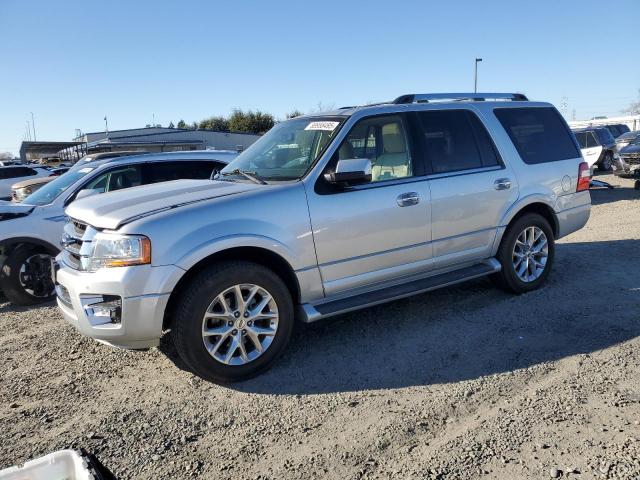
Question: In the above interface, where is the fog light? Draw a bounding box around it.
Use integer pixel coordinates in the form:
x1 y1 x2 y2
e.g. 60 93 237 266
86 295 122 324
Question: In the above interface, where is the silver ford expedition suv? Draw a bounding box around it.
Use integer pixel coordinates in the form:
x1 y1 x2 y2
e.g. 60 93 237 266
55 93 591 382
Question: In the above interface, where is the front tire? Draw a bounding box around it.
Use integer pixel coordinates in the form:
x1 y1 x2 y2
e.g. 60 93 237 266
0 245 55 305
172 261 294 383
492 213 555 294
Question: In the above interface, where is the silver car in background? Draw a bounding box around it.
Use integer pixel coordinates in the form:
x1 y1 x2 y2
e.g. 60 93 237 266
55 93 591 383
0 151 235 305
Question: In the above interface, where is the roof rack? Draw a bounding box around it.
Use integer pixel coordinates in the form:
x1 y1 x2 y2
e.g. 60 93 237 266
392 92 528 104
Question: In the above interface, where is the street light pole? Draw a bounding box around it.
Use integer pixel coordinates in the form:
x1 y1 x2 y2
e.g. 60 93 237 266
30 112 36 141
474 58 483 93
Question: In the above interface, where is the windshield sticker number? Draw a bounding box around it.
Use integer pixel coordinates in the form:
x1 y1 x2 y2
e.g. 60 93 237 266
305 121 339 131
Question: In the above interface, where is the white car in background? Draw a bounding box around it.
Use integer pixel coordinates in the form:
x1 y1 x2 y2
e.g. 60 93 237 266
0 150 235 305
0 165 51 200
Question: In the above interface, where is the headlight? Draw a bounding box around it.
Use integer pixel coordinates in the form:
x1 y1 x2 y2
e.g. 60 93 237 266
86 232 151 271
15 187 32 199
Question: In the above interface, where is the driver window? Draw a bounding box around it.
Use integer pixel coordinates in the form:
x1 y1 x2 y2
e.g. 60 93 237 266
337 115 412 182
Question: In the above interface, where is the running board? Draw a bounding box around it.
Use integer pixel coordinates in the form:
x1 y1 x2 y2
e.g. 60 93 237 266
299 259 501 323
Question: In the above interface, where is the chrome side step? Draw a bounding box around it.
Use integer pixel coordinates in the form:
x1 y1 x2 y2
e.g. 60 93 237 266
299 259 500 323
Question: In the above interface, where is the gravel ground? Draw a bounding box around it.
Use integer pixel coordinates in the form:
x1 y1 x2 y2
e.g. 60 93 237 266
1 174 639 479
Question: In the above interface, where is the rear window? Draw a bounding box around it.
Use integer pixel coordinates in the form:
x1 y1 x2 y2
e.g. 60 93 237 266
0 167 37 179
494 107 580 164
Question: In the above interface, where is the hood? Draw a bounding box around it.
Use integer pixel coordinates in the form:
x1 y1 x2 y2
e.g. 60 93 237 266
620 143 640 155
65 179 261 230
0 200 34 221
11 176 55 189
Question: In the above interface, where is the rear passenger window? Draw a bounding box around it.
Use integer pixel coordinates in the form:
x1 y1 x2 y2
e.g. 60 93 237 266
416 110 499 174
144 161 221 184
574 132 587 149
494 107 580 164
586 132 598 148
0 167 36 179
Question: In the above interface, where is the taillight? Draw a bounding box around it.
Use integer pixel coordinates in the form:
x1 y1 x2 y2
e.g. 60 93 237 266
577 161 590 192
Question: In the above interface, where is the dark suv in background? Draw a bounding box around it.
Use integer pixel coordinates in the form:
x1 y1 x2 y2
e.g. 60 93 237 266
572 127 617 171
603 124 630 139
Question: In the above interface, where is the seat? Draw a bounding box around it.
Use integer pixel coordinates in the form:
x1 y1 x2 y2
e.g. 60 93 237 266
372 123 410 181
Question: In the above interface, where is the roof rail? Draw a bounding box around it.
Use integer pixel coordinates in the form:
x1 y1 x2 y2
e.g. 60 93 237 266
392 92 528 104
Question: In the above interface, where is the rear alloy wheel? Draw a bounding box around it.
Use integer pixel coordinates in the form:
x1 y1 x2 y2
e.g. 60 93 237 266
0 246 55 305
172 261 294 383
492 213 555 294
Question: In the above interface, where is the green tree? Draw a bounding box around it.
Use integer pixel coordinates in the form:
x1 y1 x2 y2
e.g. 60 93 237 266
168 121 175 129
198 116 230 131
228 109 275 134
286 110 303 119
177 119 187 129
191 121 198 130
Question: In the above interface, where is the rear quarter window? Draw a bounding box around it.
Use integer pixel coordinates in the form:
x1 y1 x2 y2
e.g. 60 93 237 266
494 107 580 164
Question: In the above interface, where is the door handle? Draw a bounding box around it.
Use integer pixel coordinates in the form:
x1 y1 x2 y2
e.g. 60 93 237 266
494 178 512 190
396 192 420 207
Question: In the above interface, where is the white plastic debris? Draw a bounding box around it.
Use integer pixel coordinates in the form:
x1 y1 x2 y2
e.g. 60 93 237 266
0 449 95 480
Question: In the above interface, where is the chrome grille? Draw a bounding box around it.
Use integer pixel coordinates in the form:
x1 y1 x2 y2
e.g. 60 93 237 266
621 153 640 165
61 218 97 270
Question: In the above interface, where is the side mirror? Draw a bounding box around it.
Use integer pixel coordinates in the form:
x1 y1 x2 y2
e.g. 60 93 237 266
325 158 372 185
75 189 100 201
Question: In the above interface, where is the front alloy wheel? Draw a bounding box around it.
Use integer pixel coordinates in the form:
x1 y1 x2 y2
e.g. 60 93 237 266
172 261 294 383
202 284 279 365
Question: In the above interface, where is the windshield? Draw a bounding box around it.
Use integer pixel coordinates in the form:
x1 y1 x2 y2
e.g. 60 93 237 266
22 165 96 206
220 117 344 181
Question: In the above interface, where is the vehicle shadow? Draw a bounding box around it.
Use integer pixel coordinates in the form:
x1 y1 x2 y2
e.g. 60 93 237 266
215 239 640 395
590 184 639 205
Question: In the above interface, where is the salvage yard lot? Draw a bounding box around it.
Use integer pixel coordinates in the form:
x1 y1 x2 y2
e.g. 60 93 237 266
1 174 639 480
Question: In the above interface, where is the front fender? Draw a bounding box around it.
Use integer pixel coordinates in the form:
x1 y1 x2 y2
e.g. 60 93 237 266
173 234 300 272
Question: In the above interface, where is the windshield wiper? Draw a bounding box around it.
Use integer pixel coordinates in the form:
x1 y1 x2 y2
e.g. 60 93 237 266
220 169 267 185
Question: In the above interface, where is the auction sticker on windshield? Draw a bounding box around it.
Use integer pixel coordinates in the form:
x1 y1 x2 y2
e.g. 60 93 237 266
305 121 340 131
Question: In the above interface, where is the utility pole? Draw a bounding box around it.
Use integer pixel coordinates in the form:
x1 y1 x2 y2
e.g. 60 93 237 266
30 112 36 141
474 58 482 93
25 122 31 141
104 116 109 139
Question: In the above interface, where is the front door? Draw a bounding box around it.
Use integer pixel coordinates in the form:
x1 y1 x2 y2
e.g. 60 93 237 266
306 114 432 297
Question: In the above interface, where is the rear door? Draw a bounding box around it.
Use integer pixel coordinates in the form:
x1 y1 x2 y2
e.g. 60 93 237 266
414 109 519 269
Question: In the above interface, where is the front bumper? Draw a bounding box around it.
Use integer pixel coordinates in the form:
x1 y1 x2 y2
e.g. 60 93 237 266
54 260 182 349
613 156 640 177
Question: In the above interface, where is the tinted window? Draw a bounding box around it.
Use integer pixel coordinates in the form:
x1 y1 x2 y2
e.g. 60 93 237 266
144 161 222 184
0 167 37 179
586 132 598 148
337 115 412 182
494 107 580 164
82 165 143 194
596 128 614 144
416 110 498 173
574 132 587 148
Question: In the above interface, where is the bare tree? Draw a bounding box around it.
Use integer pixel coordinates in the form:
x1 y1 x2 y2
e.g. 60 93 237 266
622 89 640 115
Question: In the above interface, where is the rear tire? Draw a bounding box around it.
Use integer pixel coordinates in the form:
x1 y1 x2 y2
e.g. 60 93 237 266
171 261 294 383
491 213 555 294
0 245 55 305
599 152 613 171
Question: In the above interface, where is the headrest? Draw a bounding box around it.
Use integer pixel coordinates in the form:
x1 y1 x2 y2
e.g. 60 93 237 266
382 123 406 154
